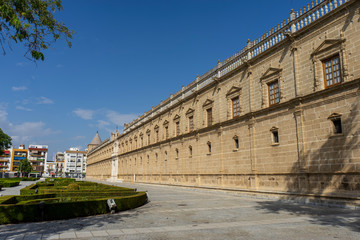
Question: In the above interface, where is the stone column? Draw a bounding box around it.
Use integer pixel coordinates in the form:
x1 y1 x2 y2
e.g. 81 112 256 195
294 104 307 171
248 116 257 189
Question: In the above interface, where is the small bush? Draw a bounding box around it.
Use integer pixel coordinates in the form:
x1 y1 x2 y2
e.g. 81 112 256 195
67 183 80 191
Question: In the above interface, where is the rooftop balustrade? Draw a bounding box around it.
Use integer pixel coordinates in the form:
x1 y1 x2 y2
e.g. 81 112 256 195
122 0 351 134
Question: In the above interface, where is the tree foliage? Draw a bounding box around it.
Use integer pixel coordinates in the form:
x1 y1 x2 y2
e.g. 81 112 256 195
0 0 73 61
0 128 12 155
20 158 32 175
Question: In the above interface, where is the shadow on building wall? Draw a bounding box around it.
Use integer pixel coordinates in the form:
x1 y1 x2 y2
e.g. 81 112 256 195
255 93 360 232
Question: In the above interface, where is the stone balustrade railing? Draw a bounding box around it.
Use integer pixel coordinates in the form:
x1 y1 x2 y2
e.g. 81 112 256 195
123 0 350 134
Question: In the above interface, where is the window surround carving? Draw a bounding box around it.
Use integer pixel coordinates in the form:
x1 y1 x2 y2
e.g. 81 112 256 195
202 99 214 126
270 126 279 146
328 113 343 136
311 38 347 91
260 67 283 108
226 86 241 119
233 135 239 151
186 108 195 132
173 114 180 136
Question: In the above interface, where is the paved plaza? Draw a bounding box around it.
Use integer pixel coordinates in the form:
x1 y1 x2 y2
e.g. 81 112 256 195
0 180 359 239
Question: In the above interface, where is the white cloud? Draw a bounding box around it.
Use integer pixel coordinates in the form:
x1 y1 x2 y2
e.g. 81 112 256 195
0 103 58 146
73 136 86 140
98 120 110 128
16 106 32 111
16 62 26 67
73 109 95 120
37 96 54 104
106 110 137 127
12 86 27 91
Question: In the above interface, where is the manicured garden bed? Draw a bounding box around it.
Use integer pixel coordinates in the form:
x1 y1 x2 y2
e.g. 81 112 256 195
0 179 21 187
0 179 147 224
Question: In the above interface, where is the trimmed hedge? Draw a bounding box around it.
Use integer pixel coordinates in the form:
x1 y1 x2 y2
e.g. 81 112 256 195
1 180 148 224
0 192 147 224
0 179 20 187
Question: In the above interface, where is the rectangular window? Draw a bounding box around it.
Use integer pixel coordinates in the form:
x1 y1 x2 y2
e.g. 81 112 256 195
272 131 279 144
323 55 341 88
207 108 212 126
268 80 280 106
176 122 180 136
156 130 159 142
332 118 342 134
189 116 194 132
234 138 239 149
232 97 240 118
165 126 169 139
147 134 150 145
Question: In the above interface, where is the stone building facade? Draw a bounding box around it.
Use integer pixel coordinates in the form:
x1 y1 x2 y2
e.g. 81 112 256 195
87 0 360 200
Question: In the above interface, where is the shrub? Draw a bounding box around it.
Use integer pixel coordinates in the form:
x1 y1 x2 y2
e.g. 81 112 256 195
67 183 80 191
0 180 20 187
0 190 148 224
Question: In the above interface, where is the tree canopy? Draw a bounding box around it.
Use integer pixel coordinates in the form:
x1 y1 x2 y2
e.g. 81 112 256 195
0 128 12 155
19 158 32 176
0 0 74 61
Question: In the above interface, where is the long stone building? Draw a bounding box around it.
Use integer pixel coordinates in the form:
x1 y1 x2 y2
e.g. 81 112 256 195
87 0 360 200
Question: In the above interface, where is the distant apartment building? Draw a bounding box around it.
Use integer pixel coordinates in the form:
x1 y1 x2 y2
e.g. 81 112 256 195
55 152 65 177
0 147 12 172
11 144 28 172
65 148 87 178
28 144 48 176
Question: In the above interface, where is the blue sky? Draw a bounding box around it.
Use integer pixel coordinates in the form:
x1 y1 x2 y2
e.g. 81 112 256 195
1 0 310 159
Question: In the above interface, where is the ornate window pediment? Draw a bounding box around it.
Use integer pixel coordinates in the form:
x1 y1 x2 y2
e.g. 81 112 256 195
154 125 159 130
328 113 342 120
311 38 347 91
270 126 279 132
163 120 169 126
185 108 194 116
260 67 283 108
173 114 180 121
202 99 214 108
260 68 282 80
311 39 345 57
146 129 151 134
226 86 241 97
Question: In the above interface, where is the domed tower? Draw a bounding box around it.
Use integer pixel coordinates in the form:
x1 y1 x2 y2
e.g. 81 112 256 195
88 131 102 152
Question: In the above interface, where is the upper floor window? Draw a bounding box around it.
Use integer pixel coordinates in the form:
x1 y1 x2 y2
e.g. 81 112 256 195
268 80 280 106
323 55 341 88
176 121 180 136
207 108 212 126
165 126 169 139
232 97 240 118
189 116 194 132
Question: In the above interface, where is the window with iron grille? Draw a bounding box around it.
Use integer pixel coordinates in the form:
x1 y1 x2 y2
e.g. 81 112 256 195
207 108 212 126
232 97 240 118
323 55 341 88
189 116 194 132
176 121 180 136
268 80 280 106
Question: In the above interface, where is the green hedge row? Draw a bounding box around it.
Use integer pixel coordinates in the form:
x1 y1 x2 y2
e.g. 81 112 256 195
0 192 147 224
0 180 20 187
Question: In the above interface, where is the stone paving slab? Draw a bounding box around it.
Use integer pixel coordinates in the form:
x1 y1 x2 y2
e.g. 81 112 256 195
74 232 92 238
0 180 359 239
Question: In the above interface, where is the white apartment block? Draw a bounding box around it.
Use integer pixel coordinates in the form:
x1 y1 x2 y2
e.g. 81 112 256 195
64 148 87 178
